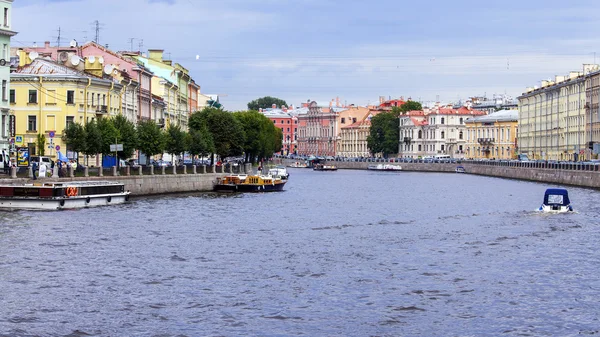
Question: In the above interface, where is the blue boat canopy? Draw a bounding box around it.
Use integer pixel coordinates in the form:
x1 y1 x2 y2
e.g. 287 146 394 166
543 188 570 205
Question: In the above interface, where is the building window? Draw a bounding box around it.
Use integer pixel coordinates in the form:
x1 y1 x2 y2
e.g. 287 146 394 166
9 89 14 103
418 144 422 151
281 120 284 124
28 90 37 104
67 90 75 104
1 80 5 101
441 145 445 151
28 115 36 131
459 118 463 124
91 93 95 106
3 8 7 27
459 131 463 140
341 117 345 124
441 131 445 139
418 130 422 139
441 117 445 125
66 116 74 127
1 44 5 60
46 90 56 104
273 120 276 124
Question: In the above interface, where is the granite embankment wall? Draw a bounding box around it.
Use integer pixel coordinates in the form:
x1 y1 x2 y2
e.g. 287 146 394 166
280 159 600 189
0 165 250 196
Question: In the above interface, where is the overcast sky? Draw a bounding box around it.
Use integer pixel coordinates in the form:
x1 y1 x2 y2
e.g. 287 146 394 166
12 0 600 110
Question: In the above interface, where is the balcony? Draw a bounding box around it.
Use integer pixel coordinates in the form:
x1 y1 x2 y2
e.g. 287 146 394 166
477 138 495 145
403 137 412 144
95 105 108 114
157 118 165 127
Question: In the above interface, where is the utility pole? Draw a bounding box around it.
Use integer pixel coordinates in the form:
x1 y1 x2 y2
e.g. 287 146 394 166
128 38 135 51
138 39 144 53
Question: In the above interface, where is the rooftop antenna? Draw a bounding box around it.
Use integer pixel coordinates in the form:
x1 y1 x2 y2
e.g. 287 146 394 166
138 39 144 53
56 26 61 47
92 20 104 44
128 38 135 51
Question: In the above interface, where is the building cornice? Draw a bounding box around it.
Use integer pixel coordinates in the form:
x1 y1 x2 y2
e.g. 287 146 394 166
0 28 17 37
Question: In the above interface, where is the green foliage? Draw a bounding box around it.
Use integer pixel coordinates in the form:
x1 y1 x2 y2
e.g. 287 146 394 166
136 120 165 165
233 110 283 163
367 112 400 157
399 100 423 113
247 96 288 111
186 124 215 159
62 122 87 155
83 119 103 156
189 107 245 160
97 117 119 155
112 114 138 160
164 124 186 159
36 133 46 156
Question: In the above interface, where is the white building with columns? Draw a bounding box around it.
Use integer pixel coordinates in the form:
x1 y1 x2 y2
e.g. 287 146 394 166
399 104 486 158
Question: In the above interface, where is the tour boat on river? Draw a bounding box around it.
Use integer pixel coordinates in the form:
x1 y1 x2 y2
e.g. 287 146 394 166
367 164 402 171
0 180 130 210
214 174 287 192
539 188 573 213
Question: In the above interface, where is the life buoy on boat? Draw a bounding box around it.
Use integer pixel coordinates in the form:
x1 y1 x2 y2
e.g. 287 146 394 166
65 187 78 197
107 196 112 203
85 197 91 204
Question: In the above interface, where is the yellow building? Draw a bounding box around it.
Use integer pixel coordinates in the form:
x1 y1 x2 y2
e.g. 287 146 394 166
10 58 122 162
336 107 372 157
465 110 519 160
517 66 598 161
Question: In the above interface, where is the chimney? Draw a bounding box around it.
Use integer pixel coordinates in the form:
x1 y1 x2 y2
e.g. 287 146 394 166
44 41 50 48
336 96 340 106
148 49 164 62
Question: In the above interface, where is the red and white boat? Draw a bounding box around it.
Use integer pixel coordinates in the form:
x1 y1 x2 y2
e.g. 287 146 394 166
0 180 130 210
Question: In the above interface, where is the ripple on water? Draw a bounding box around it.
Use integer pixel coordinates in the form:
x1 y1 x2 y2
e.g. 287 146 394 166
0 171 598 336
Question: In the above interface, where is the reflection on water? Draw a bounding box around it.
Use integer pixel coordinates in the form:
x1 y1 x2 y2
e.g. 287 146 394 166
1 169 600 336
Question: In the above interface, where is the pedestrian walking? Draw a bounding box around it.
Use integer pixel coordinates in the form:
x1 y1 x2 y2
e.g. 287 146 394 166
32 161 37 180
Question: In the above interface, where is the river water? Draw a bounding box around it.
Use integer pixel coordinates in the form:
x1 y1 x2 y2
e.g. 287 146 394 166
1 169 599 336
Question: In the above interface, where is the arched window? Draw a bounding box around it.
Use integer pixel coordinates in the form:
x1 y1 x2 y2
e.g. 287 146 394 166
418 130 422 139
441 131 445 139
459 131 463 140
459 118 463 124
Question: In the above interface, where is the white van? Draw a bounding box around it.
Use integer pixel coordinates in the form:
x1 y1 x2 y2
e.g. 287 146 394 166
30 156 54 171
0 149 9 172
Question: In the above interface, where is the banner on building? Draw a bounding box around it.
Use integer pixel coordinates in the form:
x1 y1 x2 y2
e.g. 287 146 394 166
9 115 15 137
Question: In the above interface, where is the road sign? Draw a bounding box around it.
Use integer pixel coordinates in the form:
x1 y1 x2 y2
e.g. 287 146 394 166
55 145 60 151
110 144 123 152
15 135 23 144
49 131 55 138
9 138 14 144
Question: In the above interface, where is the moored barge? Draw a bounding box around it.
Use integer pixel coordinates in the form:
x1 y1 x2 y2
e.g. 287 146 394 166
214 174 286 192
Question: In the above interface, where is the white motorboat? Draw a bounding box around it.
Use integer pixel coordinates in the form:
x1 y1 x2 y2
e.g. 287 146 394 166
268 165 289 179
538 188 573 213
367 164 402 171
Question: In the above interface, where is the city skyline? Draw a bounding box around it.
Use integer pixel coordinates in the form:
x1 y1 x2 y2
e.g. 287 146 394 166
12 0 600 110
